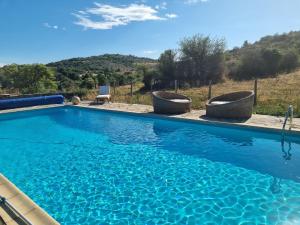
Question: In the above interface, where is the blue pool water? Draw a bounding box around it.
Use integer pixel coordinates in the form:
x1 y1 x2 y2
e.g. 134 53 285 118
0 106 300 225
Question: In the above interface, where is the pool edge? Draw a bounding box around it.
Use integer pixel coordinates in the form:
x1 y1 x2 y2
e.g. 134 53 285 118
1 103 299 136
0 173 59 225
72 105 300 136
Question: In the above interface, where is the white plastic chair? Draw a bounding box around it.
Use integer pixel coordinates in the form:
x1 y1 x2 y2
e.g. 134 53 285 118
96 85 111 103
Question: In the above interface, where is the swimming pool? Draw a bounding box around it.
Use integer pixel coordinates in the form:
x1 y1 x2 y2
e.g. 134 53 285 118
0 106 299 224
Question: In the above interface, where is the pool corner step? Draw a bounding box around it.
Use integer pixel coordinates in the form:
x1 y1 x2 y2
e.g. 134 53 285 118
0 174 59 225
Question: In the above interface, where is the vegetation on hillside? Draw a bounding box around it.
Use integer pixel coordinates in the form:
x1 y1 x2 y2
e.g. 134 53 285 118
0 64 57 94
141 31 300 90
0 54 155 94
47 54 156 92
227 31 300 80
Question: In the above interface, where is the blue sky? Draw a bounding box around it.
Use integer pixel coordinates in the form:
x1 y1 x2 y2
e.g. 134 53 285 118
0 0 300 65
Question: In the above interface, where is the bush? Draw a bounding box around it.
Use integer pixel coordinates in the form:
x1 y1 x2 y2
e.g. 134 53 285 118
279 51 299 73
261 48 282 75
228 48 299 80
229 48 265 80
142 70 154 90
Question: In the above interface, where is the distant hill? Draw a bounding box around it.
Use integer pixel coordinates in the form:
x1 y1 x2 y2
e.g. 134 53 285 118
47 54 157 75
226 31 300 80
227 31 300 60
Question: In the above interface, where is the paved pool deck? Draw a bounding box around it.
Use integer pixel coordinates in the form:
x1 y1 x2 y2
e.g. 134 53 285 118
0 174 59 225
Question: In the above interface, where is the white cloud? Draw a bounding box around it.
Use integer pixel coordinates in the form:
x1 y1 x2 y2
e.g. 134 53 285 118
165 13 178 19
184 0 208 4
0 63 6 67
74 3 176 30
43 23 66 30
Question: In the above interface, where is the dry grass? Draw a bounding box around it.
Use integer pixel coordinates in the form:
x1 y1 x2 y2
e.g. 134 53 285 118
87 70 300 117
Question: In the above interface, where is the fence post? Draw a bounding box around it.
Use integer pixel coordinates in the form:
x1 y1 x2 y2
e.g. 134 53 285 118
130 81 133 96
254 79 258 106
208 80 212 100
113 81 116 95
112 81 116 103
175 80 178 93
150 79 153 92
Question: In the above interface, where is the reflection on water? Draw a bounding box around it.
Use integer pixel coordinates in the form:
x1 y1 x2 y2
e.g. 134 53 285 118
281 136 292 161
47 107 300 182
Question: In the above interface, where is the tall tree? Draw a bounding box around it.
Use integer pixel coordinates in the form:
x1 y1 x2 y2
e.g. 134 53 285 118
158 50 177 86
179 35 226 86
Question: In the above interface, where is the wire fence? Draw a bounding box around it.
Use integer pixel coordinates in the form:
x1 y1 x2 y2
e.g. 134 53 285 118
104 77 300 117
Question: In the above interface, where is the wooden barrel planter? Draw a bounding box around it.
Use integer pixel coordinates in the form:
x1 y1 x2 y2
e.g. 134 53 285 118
152 91 192 114
206 91 255 119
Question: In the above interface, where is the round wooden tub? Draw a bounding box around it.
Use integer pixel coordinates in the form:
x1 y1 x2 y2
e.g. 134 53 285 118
152 91 192 114
206 91 255 119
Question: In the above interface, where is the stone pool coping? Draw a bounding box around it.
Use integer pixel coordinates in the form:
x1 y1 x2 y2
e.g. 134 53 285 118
0 174 59 225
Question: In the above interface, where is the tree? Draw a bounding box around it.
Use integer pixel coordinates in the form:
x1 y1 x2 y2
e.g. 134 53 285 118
80 72 97 89
158 50 177 86
261 48 282 75
0 64 18 90
279 51 299 73
142 69 160 90
0 64 57 93
97 73 108 86
233 49 265 80
58 75 78 92
229 48 299 80
242 41 250 48
20 64 57 93
179 35 226 86
18 65 56 93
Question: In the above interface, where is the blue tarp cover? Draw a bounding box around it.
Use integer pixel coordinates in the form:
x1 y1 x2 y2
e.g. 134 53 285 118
0 95 64 110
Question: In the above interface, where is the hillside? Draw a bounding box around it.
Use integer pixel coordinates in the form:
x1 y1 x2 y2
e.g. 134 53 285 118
227 31 300 60
47 54 157 75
